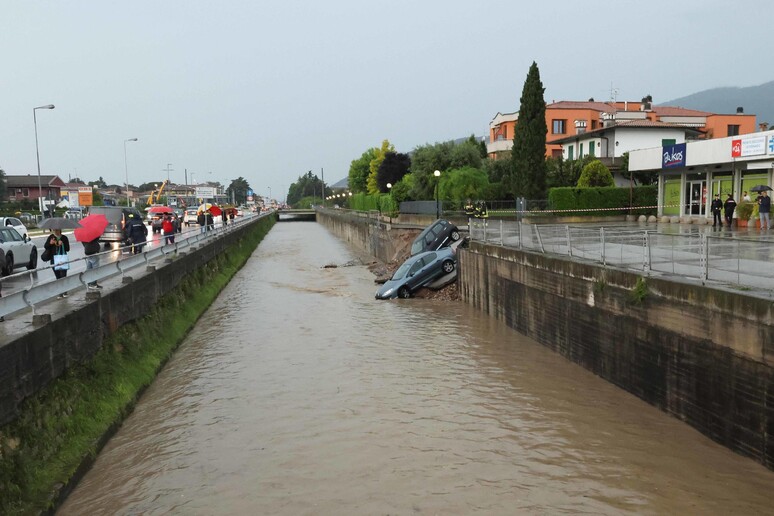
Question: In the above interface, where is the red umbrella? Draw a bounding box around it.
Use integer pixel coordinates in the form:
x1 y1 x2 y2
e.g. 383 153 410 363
148 206 174 214
208 205 222 216
73 214 109 242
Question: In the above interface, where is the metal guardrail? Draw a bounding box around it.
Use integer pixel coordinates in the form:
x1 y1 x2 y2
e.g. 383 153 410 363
0 212 268 319
469 218 774 291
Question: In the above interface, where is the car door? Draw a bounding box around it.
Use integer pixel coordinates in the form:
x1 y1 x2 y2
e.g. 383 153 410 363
409 252 438 289
404 257 427 291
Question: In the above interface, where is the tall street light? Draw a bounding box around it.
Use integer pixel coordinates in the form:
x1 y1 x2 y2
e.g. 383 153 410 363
268 186 272 201
33 104 55 217
124 138 138 206
434 169 441 219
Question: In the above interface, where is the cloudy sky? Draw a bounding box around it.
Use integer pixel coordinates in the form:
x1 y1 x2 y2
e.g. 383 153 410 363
2 0 772 200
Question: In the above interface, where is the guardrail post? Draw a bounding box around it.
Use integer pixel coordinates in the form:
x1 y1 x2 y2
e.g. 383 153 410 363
535 225 545 254
518 220 523 249
566 225 572 257
600 227 606 266
700 233 708 282
500 219 504 245
644 231 652 273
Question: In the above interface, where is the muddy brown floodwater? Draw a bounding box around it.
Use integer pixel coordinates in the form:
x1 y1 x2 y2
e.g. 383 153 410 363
59 222 774 515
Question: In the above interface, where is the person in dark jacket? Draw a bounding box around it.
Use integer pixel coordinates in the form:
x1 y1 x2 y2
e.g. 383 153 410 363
711 194 723 227
758 190 771 230
197 211 206 234
723 194 737 227
124 213 148 254
205 211 214 231
44 229 70 298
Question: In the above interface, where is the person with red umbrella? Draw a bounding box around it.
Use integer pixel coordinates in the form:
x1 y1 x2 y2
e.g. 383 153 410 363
74 213 109 289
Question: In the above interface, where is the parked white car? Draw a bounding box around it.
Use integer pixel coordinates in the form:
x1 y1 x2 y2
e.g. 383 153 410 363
184 209 199 226
0 217 29 240
0 227 37 275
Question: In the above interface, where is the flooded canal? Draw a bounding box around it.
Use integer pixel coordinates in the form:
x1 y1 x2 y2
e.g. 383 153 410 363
59 222 774 514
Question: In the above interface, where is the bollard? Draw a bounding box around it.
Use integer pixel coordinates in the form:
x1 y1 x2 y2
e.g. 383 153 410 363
122 276 134 284
32 313 52 326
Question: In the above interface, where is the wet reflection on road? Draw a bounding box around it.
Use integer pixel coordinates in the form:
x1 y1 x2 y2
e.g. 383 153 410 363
59 222 774 515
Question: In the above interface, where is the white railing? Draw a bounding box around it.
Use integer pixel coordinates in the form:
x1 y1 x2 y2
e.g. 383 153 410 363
469 219 774 292
0 212 268 319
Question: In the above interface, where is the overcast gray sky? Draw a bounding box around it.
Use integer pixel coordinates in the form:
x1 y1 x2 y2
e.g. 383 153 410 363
2 0 772 200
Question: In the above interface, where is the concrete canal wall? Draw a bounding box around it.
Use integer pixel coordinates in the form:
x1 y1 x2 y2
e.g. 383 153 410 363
317 209 774 470
459 241 774 470
0 214 275 514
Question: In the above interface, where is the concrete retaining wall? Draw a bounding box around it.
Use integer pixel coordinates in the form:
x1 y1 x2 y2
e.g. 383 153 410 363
317 210 419 264
0 217 267 426
460 242 774 469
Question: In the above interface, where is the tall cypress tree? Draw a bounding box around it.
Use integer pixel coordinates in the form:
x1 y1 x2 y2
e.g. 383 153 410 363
510 62 547 199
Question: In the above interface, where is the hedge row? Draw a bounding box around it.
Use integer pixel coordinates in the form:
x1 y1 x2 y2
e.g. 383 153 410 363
547 186 657 215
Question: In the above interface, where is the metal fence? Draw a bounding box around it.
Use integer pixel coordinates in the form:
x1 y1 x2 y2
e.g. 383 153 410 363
0 212 268 319
469 219 774 291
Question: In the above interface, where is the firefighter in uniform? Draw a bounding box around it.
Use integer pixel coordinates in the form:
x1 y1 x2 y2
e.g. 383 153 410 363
464 198 476 218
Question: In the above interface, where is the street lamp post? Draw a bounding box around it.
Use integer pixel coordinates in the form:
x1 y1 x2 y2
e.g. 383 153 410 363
33 104 55 217
434 170 441 219
124 138 138 206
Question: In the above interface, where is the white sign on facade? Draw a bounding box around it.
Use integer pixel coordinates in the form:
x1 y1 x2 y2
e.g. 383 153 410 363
732 135 767 157
768 135 774 155
195 186 216 199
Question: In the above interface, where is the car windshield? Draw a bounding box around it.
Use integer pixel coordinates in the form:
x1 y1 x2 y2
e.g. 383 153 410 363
391 261 413 280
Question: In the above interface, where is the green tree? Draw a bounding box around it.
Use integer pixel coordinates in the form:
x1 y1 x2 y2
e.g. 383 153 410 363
287 171 327 206
510 61 547 199
348 148 377 193
226 177 252 205
367 140 394 195
450 140 482 170
376 151 410 192
389 173 414 204
438 167 490 202
577 160 614 187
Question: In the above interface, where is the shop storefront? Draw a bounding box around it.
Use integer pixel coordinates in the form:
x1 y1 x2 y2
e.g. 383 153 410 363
631 132 774 218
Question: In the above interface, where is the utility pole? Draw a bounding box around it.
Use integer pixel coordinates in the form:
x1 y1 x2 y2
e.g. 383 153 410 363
321 167 325 207
164 163 174 184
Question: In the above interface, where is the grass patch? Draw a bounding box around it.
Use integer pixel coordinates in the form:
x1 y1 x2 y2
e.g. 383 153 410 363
0 216 274 515
628 277 649 305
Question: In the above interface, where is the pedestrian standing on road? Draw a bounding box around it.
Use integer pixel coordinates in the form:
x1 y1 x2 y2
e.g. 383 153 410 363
758 190 771 230
44 229 70 298
83 236 103 289
162 214 175 244
197 211 206 234
723 194 736 227
743 191 751 202
222 211 228 227
124 213 148 254
711 194 723 227
229 210 235 223
206 211 214 231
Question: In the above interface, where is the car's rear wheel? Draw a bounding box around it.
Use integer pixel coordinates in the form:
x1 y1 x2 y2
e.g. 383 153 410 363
4 253 13 276
442 259 455 274
27 247 37 270
450 230 461 241
398 286 411 299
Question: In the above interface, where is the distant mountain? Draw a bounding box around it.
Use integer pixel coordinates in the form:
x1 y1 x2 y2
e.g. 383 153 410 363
661 80 774 125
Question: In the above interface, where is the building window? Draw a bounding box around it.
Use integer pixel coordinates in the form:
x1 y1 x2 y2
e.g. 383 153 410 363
552 119 567 134
22 188 29 197
591 120 598 130
727 125 740 136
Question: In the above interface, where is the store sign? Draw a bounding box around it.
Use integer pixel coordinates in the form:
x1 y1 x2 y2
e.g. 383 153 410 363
78 186 93 206
195 186 216 199
768 135 774 155
662 143 686 168
731 135 767 157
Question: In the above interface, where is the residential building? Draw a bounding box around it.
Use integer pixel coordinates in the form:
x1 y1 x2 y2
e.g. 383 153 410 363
488 98 757 161
6 174 66 206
